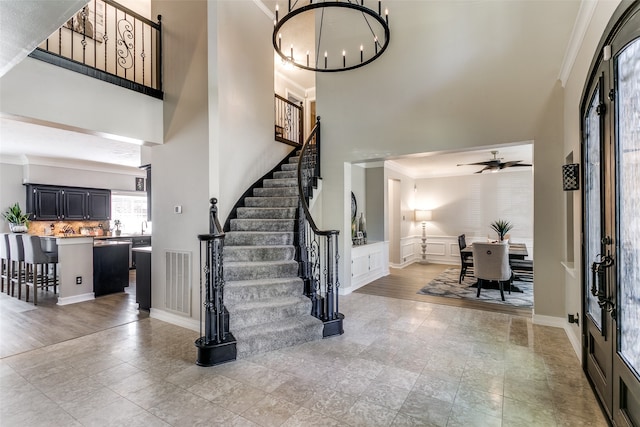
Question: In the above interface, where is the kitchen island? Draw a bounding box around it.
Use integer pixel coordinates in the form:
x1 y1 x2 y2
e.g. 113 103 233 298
93 240 130 296
40 235 95 305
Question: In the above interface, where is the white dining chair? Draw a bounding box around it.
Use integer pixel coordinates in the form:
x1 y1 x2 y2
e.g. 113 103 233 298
472 242 512 301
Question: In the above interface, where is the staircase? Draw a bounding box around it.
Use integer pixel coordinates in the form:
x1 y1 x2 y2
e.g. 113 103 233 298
223 153 324 358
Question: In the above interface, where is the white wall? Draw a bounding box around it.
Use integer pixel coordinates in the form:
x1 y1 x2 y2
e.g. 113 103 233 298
214 0 291 223
148 0 291 325
0 161 25 233
415 170 533 243
561 0 622 350
0 57 163 145
316 1 579 319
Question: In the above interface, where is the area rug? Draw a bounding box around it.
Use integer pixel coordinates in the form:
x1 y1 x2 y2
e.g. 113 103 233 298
417 268 533 308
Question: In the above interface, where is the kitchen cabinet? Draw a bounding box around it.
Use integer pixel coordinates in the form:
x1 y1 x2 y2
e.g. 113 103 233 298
93 242 129 296
131 236 151 268
133 247 151 310
26 185 111 220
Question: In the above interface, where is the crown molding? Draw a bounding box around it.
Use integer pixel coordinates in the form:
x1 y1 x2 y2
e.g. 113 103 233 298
22 155 145 176
384 160 416 178
559 0 598 87
253 0 274 20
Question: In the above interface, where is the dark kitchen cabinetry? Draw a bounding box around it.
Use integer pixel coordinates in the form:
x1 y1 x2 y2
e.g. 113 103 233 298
26 184 111 220
93 243 129 296
131 236 151 268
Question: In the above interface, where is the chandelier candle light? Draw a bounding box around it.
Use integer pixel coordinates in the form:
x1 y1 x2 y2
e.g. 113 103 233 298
273 0 391 72
415 210 432 264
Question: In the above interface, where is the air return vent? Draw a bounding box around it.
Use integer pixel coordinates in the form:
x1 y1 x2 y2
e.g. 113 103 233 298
165 250 191 315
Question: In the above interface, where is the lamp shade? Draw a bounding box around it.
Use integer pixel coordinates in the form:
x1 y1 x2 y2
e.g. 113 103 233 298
415 210 432 222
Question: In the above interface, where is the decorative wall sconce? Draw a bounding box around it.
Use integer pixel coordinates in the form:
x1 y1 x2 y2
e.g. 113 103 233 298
414 209 432 264
562 163 580 191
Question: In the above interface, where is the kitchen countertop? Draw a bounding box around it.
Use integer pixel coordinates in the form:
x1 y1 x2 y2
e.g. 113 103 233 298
94 234 152 239
93 240 133 247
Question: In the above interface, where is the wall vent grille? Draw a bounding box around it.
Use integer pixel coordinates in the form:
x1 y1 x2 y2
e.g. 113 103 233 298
165 250 191 315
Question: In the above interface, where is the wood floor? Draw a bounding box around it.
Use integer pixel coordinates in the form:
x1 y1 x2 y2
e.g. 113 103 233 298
0 271 145 359
355 262 533 317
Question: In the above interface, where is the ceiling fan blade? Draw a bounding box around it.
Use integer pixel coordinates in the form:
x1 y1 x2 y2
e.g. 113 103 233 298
508 163 533 168
475 166 491 173
457 161 492 167
499 160 523 169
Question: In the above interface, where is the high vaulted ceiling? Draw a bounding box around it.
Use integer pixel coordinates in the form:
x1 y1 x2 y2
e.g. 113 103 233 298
0 0 582 171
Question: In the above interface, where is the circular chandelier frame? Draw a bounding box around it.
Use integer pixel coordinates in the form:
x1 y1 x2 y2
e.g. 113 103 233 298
272 1 391 73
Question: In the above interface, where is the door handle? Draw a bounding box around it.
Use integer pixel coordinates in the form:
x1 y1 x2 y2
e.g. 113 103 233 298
590 253 616 320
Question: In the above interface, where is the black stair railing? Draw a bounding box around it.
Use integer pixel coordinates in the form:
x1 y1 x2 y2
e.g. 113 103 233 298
297 117 344 337
195 198 236 366
30 0 162 98
275 94 303 147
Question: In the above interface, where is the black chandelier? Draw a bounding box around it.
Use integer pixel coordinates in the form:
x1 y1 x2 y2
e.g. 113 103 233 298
272 0 391 72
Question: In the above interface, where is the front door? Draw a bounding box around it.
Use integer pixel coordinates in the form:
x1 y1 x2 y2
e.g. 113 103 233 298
582 3 640 425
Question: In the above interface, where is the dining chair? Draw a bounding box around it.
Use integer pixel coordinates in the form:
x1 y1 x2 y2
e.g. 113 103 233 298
472 242 512 301
457 234 474 283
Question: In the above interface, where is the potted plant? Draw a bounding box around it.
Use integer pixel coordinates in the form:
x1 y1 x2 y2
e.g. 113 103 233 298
2 202 30 232
490 219 513 241
113 219 122 236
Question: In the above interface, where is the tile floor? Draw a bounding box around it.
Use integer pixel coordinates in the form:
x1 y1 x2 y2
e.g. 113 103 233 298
0 292 608 426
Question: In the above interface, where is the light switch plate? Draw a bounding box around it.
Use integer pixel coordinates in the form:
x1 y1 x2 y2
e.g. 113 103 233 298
174 205 182 214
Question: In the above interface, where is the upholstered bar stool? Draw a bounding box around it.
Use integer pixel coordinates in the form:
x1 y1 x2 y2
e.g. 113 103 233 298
23 235 59 305
7 234 25 300
0 233 11 294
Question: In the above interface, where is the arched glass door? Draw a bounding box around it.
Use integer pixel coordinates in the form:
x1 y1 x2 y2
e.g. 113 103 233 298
582 3 640 425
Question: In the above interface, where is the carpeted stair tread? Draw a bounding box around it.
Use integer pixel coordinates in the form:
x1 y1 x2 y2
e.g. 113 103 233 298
281 163 297 171
227 297 311 330
224 260 298 281
229 218 295 232
244 196 298 207
224 277 303 303
224 245 295 262
234 316 324 358
225 231 293 246
263 178 297 188
236 207 296 219
273 171 296 179
253 187 298 197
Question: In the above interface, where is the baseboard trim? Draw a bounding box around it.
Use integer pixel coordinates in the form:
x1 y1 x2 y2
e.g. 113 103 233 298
150 308 200 332
57 292 95 305
532 313 581 361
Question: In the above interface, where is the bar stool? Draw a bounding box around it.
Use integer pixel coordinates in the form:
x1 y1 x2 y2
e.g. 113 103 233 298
23 235 59 305
0 233 11 294
8 234 25 300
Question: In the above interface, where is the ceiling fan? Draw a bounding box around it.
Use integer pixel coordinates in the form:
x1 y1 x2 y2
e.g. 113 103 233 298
457 150 532 174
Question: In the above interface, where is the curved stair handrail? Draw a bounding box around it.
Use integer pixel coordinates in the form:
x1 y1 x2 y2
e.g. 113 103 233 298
296 117 344 336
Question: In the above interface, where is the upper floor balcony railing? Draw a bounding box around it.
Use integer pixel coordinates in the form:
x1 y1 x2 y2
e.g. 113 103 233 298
30 0 162 99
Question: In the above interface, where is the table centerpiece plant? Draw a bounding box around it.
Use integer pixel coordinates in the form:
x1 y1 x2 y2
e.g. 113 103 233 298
490 219 513 241
2 202 30 232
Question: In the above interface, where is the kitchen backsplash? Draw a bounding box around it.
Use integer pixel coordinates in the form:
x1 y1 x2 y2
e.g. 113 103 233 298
28 220 113 236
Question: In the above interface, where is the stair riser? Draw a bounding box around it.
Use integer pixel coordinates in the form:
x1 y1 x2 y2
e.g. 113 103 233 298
224 262 298 281
224 246 295 262
229 302 310 330
254 187 298 197
289 156 300 164
281 163 297 171
244 197 298 208
263 178 297 188
235 326 322 359
236 207 296 219
225 232 293 246
225 280 302 303
273 171 296 179
229 219 295 232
